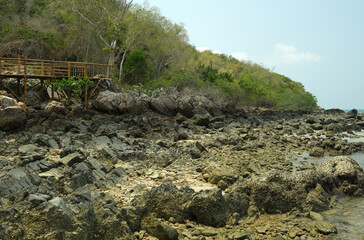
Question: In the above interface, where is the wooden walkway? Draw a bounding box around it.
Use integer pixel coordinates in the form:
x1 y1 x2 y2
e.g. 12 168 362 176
0 54 113 105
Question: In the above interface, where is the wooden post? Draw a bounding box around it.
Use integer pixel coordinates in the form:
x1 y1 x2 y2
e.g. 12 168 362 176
17 54 21 74
0 51 2 73
84 64 88 108
51 59 55 100
23 55 28 105
0 52 2 87
41 61 44 76
68 62 71 77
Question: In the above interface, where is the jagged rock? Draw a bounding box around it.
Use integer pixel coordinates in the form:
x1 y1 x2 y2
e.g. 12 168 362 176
0 95 17 109
70 162 97 190
192 95 221 116
136 183 194 222
177 95 195 118
61 152 83 167
346 109 358 118
233 156 364 214
45 101 67 115
93 90 123 113
187 188 227 227
118 91 143 114
315 221 337 234
317 156 364 195
309 147 325 157
0 106 26 131
304 184 330 212
205 164 237 185
192 108 211 126
151 95 177 116
143 218 178 240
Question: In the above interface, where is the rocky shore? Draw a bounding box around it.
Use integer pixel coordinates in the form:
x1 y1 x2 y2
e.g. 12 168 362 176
0 82 364 239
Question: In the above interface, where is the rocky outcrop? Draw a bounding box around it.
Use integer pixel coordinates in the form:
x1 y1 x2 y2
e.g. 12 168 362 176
0 95 17 109
45 101 67 115
0 104 364 239
92 88 228 117
233 156 364 214
0 106 27 131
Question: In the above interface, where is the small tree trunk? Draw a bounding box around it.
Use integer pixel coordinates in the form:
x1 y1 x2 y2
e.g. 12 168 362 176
107 50 115 78
118 51 127 83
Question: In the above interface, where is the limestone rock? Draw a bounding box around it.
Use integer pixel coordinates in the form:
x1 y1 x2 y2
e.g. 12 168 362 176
144 218 179 240
0 95 17 109
93 90 123 113
315 221 337 234
0 106 27 131
309 147 324 157
187 188 227 227
45 101 67 115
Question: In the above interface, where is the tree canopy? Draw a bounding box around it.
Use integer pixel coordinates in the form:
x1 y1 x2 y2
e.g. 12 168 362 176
0 0 318 110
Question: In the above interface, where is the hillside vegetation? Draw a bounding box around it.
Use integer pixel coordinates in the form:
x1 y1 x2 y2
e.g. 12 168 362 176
0 0 318 110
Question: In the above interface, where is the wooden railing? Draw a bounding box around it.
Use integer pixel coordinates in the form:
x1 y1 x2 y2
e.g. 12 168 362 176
0 54 114 106
0 55 112 79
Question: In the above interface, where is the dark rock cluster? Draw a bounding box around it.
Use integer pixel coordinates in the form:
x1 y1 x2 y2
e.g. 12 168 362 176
0 88 364 239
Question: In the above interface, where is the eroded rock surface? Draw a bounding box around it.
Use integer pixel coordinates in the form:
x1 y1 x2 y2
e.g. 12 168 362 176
0 94 364 239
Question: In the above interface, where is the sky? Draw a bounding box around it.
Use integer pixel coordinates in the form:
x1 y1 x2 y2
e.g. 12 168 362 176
134 0 364 109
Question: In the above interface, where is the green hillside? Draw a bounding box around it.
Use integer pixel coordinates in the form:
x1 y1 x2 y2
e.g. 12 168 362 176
0 0 318 110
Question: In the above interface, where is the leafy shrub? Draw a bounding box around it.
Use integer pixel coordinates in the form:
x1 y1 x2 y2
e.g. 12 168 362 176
53 76 94 101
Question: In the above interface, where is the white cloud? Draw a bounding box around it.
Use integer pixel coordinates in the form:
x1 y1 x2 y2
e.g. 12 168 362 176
274 43 321 64
196 47 222 55
196 47 210 52
231 51 249 61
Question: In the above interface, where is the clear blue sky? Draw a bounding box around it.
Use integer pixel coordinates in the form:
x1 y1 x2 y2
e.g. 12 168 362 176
134 0 364 109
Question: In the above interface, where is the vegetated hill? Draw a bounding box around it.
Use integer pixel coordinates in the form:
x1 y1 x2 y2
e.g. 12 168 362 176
0 0 318 110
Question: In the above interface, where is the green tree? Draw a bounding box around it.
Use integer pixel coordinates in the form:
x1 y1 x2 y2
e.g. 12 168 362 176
123 48 148 84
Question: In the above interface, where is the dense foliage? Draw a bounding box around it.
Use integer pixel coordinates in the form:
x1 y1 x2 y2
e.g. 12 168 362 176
0 0 318 110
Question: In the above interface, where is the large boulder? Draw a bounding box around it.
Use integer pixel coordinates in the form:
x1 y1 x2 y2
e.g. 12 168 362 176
177 95 194 118
93 91 123 113
118 91 144 114
151 95 177 116
45 101 67 115
136 183 194 222
233 156 364 214
0 95 17 109
317 156 364 195
0 106 27 131
187 188 228 227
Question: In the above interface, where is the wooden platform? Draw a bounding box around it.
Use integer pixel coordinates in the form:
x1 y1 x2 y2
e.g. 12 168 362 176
0 54 114 105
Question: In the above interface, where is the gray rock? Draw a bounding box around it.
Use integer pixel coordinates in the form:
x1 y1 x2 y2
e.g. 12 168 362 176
187 188 227 227
305 184 329 212
61 152 83 167
177 95 195 118
118 91 143 114
309 147 324 157
28 193 51 206
205 164 237 185
151 95 177 116
93 91 123 113
315 220 337 234
229 230 253 240
39 168 63 179
309 211 324 221
0 106 26 131
144 220 179 240
45 101 67 115
0 95 17 109
192 108 211 126
136 183 194 222
70 162 96 189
